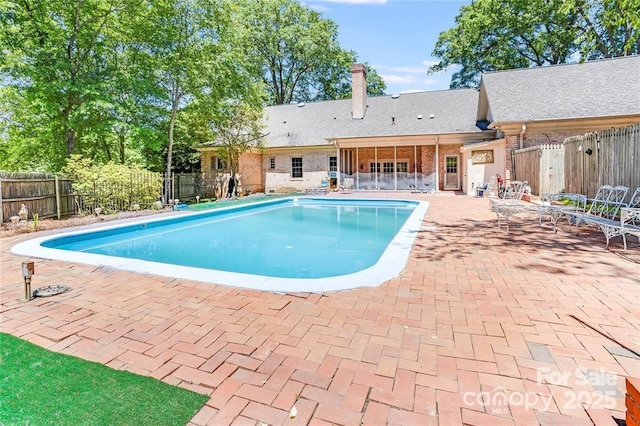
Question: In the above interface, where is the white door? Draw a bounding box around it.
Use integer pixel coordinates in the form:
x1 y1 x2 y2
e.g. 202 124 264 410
444 155 460 190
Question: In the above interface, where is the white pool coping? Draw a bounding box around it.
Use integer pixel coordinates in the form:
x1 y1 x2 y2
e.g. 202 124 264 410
11 198 429 293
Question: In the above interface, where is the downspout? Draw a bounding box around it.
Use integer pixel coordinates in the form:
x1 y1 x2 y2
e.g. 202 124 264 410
519 123 526 150
515 123 526 181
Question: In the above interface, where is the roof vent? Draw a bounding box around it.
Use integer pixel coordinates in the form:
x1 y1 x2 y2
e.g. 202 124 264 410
417 114 423 120
391 94 400 99
298 102 305 108
429 114 435 119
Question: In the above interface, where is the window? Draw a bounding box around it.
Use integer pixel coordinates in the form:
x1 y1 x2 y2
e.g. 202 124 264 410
269 157 275 170
211 155 226 171
369 162 380 173
396 162 408 173
383 162 394 173
291 157 303 178
329 156 337 172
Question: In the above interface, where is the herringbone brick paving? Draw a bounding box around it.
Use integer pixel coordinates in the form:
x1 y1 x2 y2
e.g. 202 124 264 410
1 193 639 425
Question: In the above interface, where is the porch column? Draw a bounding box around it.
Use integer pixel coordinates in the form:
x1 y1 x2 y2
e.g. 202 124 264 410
394 145 398 190
336 144 341 188
356 147 359 190
435 136 439 192
414 145 417 190
375 146 378 190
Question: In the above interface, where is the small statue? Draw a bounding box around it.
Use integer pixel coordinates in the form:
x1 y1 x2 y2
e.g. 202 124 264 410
18 204 28 221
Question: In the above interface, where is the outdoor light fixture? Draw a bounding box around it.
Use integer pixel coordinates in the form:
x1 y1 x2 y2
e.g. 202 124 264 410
22 261 34 301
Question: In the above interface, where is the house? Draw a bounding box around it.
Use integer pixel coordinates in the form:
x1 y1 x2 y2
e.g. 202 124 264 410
200 56 640 195
473 54 640 194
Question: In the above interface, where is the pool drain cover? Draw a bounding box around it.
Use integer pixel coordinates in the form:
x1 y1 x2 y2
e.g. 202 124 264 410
33 285 71 298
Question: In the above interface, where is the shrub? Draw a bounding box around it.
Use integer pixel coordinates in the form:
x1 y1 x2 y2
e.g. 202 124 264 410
63 155 162 214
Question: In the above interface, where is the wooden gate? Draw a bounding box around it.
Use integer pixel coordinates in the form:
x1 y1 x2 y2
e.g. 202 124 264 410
514 144 564 196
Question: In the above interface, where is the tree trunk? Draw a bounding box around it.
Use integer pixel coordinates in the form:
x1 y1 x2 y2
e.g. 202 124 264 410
166 94 179 177
118 127 126 164
62 106 75 155
66 128 75 155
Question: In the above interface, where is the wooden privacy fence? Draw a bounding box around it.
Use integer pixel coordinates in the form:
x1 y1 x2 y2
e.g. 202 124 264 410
514 144 564 196
1 170 163 223
0 172 75 223
564 123 640 201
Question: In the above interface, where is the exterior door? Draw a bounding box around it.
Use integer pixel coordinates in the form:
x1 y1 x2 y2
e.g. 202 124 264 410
444 155 460 190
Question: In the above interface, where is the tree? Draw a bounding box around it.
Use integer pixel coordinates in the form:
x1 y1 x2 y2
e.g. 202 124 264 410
306 61 387 101
0 0 140 168
429 0 579 88
566 0 640 58
146 0 263 180
231 0 385 104
206 101 266 195
429 0 640 88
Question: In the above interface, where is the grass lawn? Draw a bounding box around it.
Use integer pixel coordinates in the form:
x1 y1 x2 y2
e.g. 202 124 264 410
0 333 208 425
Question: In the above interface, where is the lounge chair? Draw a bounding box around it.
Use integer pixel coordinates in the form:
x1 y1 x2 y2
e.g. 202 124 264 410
305 178 329 195
339 177 354 192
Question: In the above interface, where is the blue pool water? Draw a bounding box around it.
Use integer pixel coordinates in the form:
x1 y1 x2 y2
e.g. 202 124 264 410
43 198 414 278
13 197 428 292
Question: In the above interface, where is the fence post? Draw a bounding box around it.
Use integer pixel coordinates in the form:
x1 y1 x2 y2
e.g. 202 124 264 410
0 176 3 224
55 175 62 220
171 172 175 202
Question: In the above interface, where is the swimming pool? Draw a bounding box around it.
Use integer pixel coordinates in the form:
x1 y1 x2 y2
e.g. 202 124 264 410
12 197 428 293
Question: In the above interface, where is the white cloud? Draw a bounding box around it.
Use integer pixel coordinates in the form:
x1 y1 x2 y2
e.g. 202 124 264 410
422 59 439 68
375 65 429 74
305 3 331 11
399 88 424 94
312 0 386 3
423 78 438 86
381 74 417 84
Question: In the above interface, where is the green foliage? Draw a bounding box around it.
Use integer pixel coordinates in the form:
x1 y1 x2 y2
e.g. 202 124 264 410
32 213 39 231
564 0 640 58
208 101 266 179
429 0 640 88
0 332 207 425
0 0 379 173
429 0 579 88
62 155 163 213
231 0 385 104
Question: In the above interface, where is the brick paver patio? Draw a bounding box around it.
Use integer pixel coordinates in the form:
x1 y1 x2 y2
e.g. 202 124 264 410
1 193 639 425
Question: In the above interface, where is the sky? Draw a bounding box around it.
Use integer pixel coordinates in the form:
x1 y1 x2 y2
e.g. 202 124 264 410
302 0 470 95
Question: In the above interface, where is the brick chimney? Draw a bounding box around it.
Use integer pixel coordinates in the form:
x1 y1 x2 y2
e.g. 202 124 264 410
351 63 367 119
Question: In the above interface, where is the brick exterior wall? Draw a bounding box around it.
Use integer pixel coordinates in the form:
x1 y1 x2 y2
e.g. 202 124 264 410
263 149 335 193
504 135 519 180
238 152 263 194
523 131 586 148
628 378 640 426
352 146 423 173
351 64 367 119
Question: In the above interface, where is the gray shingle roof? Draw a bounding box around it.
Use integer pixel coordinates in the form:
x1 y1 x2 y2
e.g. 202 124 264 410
264 89 489 148
480 55 640 124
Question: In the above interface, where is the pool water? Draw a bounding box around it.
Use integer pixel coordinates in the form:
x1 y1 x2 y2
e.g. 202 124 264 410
13 197 428 292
